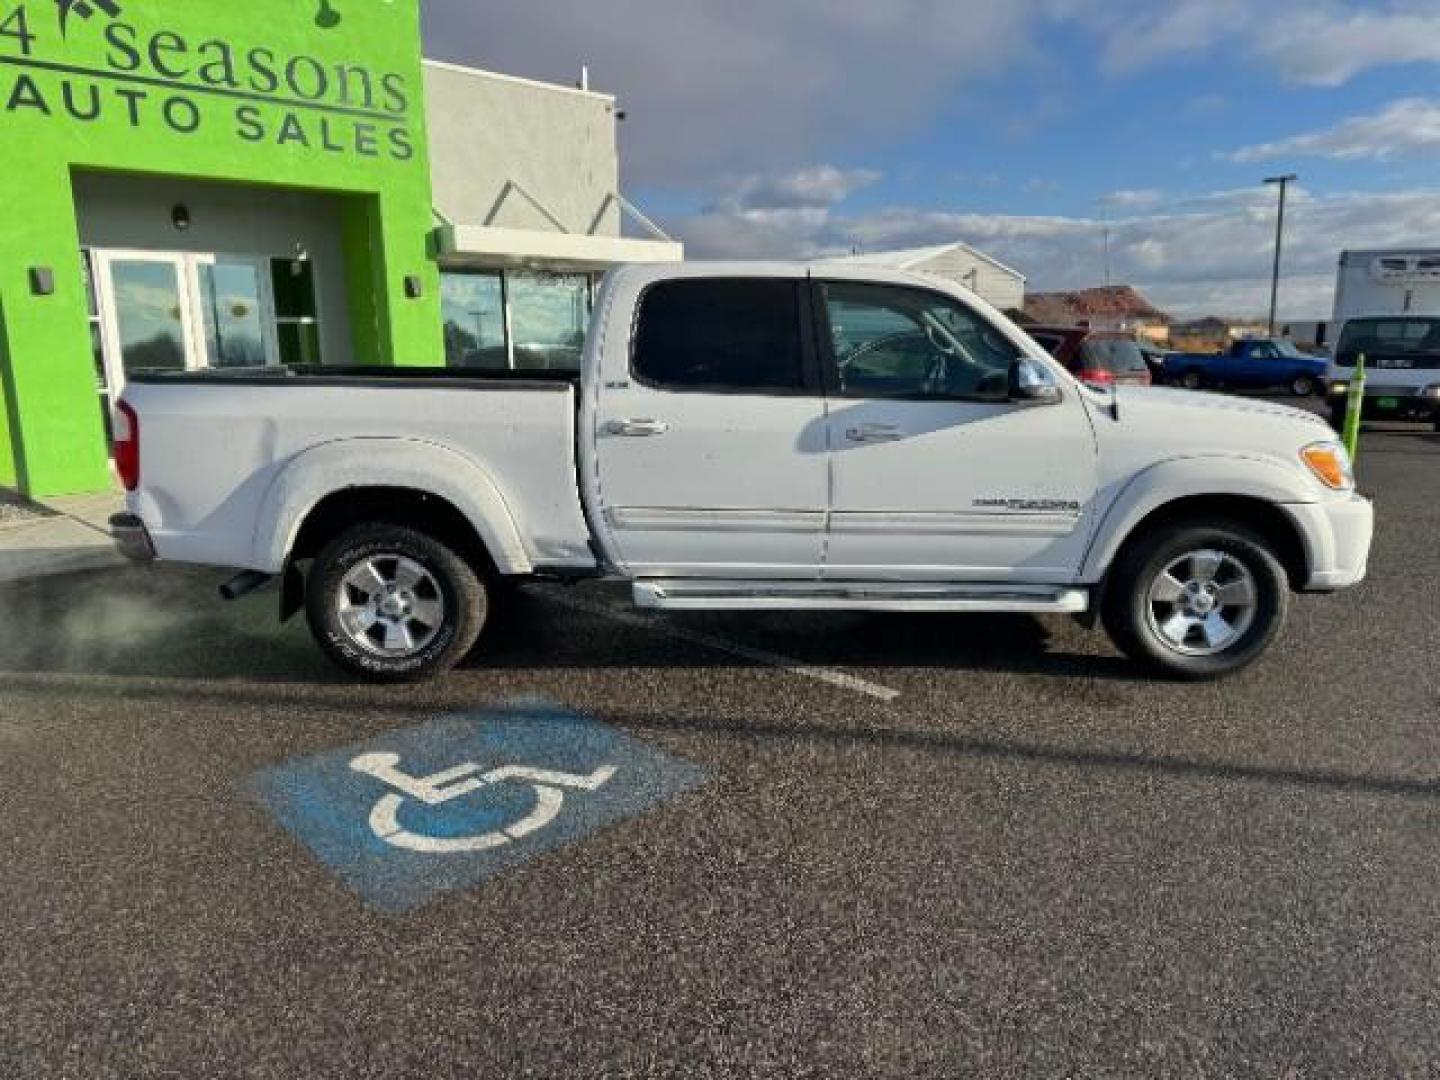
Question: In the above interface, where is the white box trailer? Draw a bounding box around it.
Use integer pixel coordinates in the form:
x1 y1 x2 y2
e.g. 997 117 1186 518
1324 250 1440 429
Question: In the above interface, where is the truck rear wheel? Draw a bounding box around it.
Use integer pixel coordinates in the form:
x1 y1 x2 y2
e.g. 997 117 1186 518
1180 371 1203 390
1290 374 1316 397
1101 521 1289 680
306 523 488 683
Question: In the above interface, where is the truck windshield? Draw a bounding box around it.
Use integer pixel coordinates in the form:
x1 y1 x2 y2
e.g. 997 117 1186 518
1274 341 1309 358
1335 318 1440 369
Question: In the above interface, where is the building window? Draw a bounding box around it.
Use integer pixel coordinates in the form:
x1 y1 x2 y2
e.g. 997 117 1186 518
442 271 508 369
80 249 112 442
270 258 322 365
441 268 592 372
81 250 105 390
509 270 591 371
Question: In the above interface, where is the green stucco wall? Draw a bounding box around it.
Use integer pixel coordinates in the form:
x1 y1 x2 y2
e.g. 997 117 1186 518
0 0 441 496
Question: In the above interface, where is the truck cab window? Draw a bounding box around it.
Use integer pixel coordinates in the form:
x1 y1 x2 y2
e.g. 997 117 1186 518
821 281 1017 400
632 278 805 393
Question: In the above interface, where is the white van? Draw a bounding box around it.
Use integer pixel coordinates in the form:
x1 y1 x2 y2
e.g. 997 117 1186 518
1326 249 1440 430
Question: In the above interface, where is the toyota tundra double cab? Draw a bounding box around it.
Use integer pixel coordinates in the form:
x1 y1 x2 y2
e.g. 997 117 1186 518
111 262 1374 682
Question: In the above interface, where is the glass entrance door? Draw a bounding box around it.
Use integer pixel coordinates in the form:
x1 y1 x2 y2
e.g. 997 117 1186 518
94 252 193 395
195 256 274 368
92 250 287 394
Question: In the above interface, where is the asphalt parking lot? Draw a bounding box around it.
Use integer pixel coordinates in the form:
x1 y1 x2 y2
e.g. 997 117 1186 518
1 422 1437 1078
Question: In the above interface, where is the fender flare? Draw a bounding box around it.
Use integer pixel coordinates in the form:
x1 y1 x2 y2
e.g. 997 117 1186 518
1081 454 1318 584
252 438 534 576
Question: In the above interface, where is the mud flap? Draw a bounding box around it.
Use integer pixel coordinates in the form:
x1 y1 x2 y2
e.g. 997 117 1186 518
280 560 306 623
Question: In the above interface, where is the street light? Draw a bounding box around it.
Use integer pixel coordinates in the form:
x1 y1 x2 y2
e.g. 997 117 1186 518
1264 174 1298 337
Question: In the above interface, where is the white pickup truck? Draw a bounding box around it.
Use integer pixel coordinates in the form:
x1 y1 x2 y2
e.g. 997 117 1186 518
111 262 1373 682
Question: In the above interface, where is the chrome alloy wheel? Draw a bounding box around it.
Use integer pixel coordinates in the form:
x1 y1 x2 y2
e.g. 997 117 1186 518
1145 549 1258 657
337 555 446 657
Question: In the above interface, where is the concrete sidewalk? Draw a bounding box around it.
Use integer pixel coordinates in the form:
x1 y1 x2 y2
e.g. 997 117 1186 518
0 489 126 584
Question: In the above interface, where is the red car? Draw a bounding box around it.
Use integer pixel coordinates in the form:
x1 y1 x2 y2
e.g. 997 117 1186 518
1026 326 1153 388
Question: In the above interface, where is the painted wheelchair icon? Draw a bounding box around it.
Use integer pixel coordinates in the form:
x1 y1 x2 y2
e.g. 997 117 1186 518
350 752 617 854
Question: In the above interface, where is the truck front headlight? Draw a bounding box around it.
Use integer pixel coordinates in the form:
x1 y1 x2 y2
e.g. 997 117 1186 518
1328 381 1350 396
1301 441 1356 491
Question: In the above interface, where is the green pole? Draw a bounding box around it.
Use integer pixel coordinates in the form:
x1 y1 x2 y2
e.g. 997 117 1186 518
1342 352 1366 461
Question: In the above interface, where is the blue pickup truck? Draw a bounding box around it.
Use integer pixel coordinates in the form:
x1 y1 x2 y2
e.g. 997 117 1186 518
1163 339 1327 397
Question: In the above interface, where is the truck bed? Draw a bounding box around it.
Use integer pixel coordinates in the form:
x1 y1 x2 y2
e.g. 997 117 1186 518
121 367 596 574
127 364 581 389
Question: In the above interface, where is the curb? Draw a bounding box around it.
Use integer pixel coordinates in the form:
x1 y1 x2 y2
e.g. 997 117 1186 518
0 548 129 586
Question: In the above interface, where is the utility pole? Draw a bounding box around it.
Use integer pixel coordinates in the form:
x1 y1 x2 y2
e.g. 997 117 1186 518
1099 203 1112 288
1265 174 1297 337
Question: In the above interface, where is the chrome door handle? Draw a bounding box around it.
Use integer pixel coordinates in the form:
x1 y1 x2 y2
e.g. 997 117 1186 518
606 419 671 437
845 424 904 444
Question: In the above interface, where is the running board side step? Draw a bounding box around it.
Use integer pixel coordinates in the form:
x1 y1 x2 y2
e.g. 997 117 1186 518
632 580 1089 614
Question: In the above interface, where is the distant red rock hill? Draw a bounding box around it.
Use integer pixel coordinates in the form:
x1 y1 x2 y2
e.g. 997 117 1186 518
1024 286 1170 328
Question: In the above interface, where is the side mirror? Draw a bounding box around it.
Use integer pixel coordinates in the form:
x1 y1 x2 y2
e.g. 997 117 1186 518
1010 357 1063 405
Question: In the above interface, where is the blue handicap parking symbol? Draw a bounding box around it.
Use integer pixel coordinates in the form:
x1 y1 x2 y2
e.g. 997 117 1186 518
245 702 709 914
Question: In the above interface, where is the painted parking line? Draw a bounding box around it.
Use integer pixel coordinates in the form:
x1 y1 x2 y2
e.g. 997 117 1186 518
542 592 902 703
245 702 709 914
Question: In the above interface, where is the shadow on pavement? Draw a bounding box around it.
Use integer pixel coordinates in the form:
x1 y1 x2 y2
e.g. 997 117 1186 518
2 668 1435 805
613 712 1440 802
0 566 1140 685
465 587 1141 682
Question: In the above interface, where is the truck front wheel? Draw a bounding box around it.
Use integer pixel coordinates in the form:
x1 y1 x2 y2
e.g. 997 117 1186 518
306 523 488 682
1101 521 1289 680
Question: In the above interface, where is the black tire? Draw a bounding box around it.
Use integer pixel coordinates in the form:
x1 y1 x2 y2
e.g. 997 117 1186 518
305 523 488 683
1101 520 1290 681
1181 371 1203 391
1290 374 1316 397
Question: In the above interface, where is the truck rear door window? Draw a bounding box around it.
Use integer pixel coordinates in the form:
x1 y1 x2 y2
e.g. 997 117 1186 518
633 279 806 393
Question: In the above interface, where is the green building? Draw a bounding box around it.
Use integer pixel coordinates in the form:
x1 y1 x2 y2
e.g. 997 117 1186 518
0 0 680 497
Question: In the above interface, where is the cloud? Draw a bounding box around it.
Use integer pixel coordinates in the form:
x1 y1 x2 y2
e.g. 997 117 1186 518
1093 2 1440 87
669 187 1440 319
1099 0 1254 76
1228 98 1440 163
420 2 1440 189
1256 10 1440 86
421 0 1046 186
1099 189 1164 210
720 166 883 211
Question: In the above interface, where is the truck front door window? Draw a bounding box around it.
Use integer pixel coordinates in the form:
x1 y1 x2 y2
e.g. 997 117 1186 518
821 282 1016 400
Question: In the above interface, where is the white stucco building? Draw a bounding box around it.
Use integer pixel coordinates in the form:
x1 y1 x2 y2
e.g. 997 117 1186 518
424 61 683 371
833 242 1027 312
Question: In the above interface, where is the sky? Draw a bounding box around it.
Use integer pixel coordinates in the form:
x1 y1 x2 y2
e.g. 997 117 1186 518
421 1 1440 320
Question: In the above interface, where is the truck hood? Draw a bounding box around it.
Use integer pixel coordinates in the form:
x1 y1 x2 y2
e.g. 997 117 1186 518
1119 386 1328 428
1091 385 1334 464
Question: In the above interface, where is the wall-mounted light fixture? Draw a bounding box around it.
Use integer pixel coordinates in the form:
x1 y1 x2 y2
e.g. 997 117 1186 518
171 204 191 231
